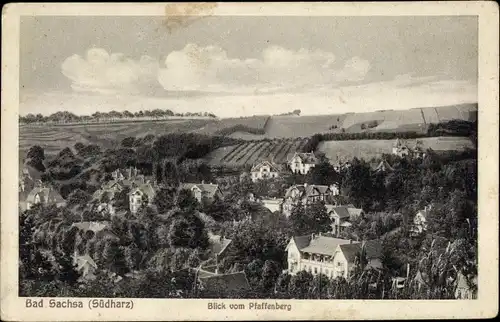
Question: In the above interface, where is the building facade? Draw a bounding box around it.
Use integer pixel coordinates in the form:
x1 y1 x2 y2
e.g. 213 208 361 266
250 161 281 182
286 234 382 279
288 152 318 175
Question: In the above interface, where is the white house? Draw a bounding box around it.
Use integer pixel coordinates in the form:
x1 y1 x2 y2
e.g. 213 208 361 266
288 152 318 175
129 183 156 213
250 161 282 182
411 205 431 235
392 139 426 159
286 234 382 279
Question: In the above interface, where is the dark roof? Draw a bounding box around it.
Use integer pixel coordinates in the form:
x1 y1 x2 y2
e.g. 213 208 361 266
198 271 250 293
338 243 361 263
26 187 65 204
327 205 363 219
338 240 382 263
180 183 220 198
250 160 281 172
289 152 318 164
291 235 312 250
285 184 330 199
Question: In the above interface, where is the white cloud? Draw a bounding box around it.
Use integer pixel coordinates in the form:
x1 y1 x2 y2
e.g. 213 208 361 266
61 48 159 94
157 44 370 93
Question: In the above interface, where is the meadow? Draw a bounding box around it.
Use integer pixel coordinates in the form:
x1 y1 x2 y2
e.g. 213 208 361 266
317 137 475 161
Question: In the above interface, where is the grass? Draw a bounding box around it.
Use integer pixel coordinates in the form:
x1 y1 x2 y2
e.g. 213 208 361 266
317 137 475 161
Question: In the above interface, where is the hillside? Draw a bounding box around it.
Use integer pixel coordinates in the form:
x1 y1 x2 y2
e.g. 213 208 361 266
19 103 477 155
317 137 475 161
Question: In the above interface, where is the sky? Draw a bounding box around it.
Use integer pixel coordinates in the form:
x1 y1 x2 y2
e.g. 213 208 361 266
19 15 478 117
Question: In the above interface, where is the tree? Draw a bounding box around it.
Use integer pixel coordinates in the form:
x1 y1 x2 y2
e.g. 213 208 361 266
260 260 281 292
178 189 199 212
113 186 131 212
67 189 91 206
289 201 331 235
306 159 340 186
153 186 178 214
167 212 209 249
289 271 313 298
26 145 46 172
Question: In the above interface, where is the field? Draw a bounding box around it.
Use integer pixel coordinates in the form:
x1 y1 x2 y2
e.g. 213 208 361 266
20 103 478 157
193 115 270 136
19 119 212 155
317 137 475 161
204 138 309 166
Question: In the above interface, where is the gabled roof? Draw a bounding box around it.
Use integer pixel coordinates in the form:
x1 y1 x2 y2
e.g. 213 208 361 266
198 271 250 292
289 152 318 164
208 233 232 257
337 240 382 264
289 235 313 250
74 254 98 271
285 184 330 199
180 183 220 198
373 160 394 172
129 183 156 199
338 243 361 263
300 235 354 256
250 160 281 172
26 187 65 204
327 205 363 219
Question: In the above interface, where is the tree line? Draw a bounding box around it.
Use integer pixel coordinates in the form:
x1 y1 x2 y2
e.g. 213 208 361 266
19 110 217 124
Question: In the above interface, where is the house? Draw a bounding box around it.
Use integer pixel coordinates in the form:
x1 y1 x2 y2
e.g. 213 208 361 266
250 161 282 182
22 185 66 211
180 183 223 203
260 198 282 213
197 271 250 294
372 160 394 173
392 139 426 159
72 253 98 282
208 232 233 261
288 152 318 175
111 166 139 182
410 206 431 235
129 182 157 213
286 234 382 279
326 205 364 236
282 183 337 217
455 271 478 299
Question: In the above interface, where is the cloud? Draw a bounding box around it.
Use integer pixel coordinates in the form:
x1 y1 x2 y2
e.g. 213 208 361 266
157 44 370 93
61 48 160 94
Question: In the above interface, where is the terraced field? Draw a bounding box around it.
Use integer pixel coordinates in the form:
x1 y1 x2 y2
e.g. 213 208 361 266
317 137 475 161
19 119 212 155
204 138 309 166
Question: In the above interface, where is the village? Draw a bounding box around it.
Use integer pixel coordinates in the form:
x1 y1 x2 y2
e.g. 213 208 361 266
18 136 476 300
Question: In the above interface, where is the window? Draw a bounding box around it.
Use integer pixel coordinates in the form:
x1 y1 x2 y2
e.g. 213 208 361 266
314 267 318 274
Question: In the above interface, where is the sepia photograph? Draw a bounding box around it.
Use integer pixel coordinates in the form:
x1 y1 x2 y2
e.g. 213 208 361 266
1 2 498 321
